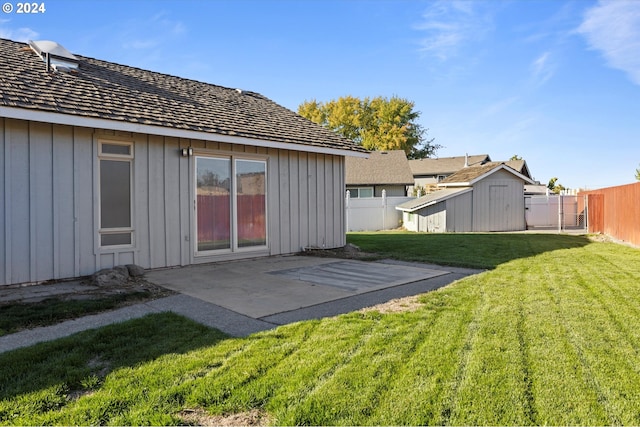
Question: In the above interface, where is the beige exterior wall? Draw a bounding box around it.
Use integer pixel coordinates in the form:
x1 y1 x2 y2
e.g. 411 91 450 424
1 118 345 286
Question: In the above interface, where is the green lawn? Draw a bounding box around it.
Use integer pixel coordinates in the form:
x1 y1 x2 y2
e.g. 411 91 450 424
0 292 156 337
1 232 640 425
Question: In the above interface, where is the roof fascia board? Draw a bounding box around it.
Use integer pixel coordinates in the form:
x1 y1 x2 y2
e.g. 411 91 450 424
438 182 471 187
1 106 368 158
397 188 472 212
440 164 536 187
481 164 535 184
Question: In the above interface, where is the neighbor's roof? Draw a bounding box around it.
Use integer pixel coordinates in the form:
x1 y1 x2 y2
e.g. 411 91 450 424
499 159 532 179
439 162 536 186
396 188 473 212
346 150 414 185
0 38 367 156
408 154 491 176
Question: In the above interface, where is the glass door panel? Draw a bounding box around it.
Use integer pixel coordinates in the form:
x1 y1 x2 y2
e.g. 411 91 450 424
236 159 267 248
196 157 231 251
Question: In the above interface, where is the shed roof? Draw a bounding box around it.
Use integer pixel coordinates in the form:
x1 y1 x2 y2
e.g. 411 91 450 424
439 162 536 186
0 38 366 156
501 159 532 179
345 150 414 185
396 188 473 212
408 154 491 176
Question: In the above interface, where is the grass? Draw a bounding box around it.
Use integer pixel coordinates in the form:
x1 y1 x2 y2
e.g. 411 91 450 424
0 292 155 337
347 230 590 268
1 232 640 425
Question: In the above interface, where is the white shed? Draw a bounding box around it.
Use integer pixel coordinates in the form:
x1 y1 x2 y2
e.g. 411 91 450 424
397 163 535 232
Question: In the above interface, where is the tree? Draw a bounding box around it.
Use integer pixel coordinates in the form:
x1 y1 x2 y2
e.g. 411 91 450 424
635 164 640 181
547 177 566 194
510 154 522 161
298 96 441 159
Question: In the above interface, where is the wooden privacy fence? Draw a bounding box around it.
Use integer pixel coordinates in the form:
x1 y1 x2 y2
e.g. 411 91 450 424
579 182 640 247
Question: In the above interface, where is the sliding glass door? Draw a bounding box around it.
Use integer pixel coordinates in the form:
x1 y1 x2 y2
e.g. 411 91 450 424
236 159 267 248
196 157 231 251
195 156 267 254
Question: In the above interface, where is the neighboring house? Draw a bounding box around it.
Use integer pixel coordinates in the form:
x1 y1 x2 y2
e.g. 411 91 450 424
345 150 414 197
503 159 533 180
409 154 491 194
0 38 367 286
397 162 535 232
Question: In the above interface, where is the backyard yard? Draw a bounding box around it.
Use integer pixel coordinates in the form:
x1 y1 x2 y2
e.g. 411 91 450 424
1 232 639 425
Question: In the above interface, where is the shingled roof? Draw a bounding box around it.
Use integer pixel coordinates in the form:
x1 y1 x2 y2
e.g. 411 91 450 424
439 162 535 186
345 150 414 185
408 154 491 176
0 38 367 155
396 187 472 212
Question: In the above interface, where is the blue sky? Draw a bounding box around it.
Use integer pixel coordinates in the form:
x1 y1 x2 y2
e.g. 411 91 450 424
2 0 639 189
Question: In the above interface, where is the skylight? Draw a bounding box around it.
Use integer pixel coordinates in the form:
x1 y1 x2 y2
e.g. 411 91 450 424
28 40 79 72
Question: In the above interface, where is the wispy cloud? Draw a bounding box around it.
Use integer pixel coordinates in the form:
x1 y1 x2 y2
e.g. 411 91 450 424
414 0 493 61
530 51 555 87
577 0 640 85
0 21 39 42
480 96 519 119
120 11 187 51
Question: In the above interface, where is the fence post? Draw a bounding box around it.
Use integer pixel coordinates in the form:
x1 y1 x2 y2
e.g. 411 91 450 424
382 189 387 230
345 190 350 233
558 192 563 232
584 194 588 231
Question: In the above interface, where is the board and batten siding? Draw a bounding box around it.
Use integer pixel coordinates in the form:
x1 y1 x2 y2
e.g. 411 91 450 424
1 117 346 286
471 169 526 232
444 191 473 232
412 191 472 233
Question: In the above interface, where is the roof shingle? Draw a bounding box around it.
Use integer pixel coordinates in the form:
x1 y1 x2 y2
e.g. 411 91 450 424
345 150 414 185
440 162 534 185
0 38 366 154
408 154 490 176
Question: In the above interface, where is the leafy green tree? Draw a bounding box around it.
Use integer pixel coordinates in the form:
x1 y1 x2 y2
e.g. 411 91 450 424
510 154 522 161
635 164 640 181
298 96 441 159
547 177 566 194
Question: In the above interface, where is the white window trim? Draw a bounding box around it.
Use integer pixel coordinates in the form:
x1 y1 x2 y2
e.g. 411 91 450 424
194 153 268 256
353 187 374 198
97 139 135 248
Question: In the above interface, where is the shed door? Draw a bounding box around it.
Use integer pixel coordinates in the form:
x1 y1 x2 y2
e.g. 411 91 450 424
489 185 509 231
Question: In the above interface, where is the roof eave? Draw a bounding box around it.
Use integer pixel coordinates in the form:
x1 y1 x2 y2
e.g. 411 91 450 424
1 106 368 157
397 187 473 212
438 182 471 187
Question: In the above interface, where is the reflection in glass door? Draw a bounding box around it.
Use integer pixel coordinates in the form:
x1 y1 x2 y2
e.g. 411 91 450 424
236 159 267 248
196 157 231 251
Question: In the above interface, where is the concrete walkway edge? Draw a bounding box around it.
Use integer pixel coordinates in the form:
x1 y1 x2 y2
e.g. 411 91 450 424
0 295 275 354
0 261 482 355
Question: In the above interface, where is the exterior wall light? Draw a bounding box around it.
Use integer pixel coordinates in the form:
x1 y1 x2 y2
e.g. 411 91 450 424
180 147 193 157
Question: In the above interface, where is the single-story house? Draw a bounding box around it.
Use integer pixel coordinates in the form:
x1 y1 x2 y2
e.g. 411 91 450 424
408 154 533 195
409 154 491 193
0 38 367 286
345 150 414 197
397 162 535 232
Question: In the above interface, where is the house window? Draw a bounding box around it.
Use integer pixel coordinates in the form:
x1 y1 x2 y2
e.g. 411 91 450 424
196 155 267 254
349 187 374 198
98 141 133 247
437 175 447 182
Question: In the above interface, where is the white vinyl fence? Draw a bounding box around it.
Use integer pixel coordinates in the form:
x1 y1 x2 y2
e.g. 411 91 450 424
346 190 413 232
525 194 587 230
